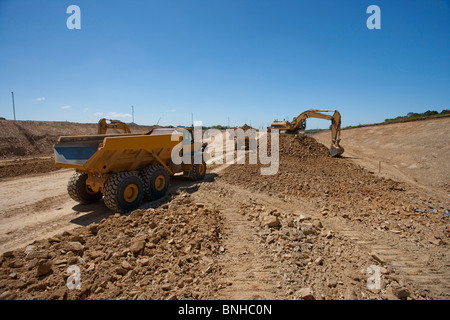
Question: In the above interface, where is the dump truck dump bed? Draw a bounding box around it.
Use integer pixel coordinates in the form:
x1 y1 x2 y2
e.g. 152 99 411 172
54 128 182 173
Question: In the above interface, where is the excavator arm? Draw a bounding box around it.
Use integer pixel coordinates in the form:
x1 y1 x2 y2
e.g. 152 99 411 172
281 109 344 157
98 118 131 134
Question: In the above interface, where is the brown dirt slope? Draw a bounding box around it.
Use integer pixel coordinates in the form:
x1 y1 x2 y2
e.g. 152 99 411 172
0 120 154 158
0 157 61 179
309 116 450 193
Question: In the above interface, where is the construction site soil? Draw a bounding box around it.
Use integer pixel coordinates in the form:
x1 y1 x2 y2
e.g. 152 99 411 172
0 120 448 300
0 157 60 179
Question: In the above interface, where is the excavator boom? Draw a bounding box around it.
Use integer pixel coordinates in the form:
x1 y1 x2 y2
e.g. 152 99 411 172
270 109 344 157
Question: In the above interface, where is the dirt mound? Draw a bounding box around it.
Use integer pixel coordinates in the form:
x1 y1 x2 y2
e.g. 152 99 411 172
221 133 448 214
0 120 154 159
0 157 61 179
0 192 222 300
0 120 94 158
279 134 329 158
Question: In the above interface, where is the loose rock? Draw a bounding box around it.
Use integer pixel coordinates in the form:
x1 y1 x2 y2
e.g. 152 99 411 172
36 260 52 277
296 287 314 300
262 216 280 228
130 241 145 254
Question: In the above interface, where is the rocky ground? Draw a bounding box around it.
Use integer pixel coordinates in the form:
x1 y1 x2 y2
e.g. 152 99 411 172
0 194 222 300
216 134 449 300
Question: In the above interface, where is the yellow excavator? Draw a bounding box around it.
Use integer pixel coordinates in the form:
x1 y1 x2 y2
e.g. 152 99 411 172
98 118 131 134
270 109 344 157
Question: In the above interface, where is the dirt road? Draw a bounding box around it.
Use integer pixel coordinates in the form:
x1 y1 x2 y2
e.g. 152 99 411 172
0 169 111 254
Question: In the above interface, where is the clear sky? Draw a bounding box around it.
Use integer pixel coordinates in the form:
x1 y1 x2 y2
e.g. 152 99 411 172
0 0 449 129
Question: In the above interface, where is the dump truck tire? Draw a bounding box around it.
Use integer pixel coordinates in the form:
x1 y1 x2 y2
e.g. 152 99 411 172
103 172 144 213
184 160 206 181
141 165 170 200
67 172 102 204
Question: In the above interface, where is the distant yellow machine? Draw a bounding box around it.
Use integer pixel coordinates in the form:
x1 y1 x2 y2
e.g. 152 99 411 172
54 127 207 213
270 109 344 157
97 118 131 134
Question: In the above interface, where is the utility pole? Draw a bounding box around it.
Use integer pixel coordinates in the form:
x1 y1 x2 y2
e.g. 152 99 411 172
227 116 230 128
191 112 193 127
131 105 134 123
11 92 16 120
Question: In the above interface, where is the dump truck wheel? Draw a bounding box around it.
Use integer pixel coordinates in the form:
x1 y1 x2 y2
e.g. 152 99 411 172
67 172 102 204
141 165 170 200
103 172 144 213
184 160 206 181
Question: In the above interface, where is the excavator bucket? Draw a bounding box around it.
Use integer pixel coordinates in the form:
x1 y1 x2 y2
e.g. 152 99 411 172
330 145 344 157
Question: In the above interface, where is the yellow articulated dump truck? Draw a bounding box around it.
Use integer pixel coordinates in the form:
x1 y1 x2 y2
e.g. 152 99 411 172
54 127 207 213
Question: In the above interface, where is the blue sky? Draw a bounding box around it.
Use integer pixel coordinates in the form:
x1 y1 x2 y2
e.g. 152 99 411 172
0 0 449 129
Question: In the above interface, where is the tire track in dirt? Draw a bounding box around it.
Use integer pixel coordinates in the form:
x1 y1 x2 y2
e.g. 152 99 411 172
217 206 280 299
336 225 450 298
196 138 283 298
201 192 281 299
0 194 69 219
0 169 114 254
193 176 449 299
